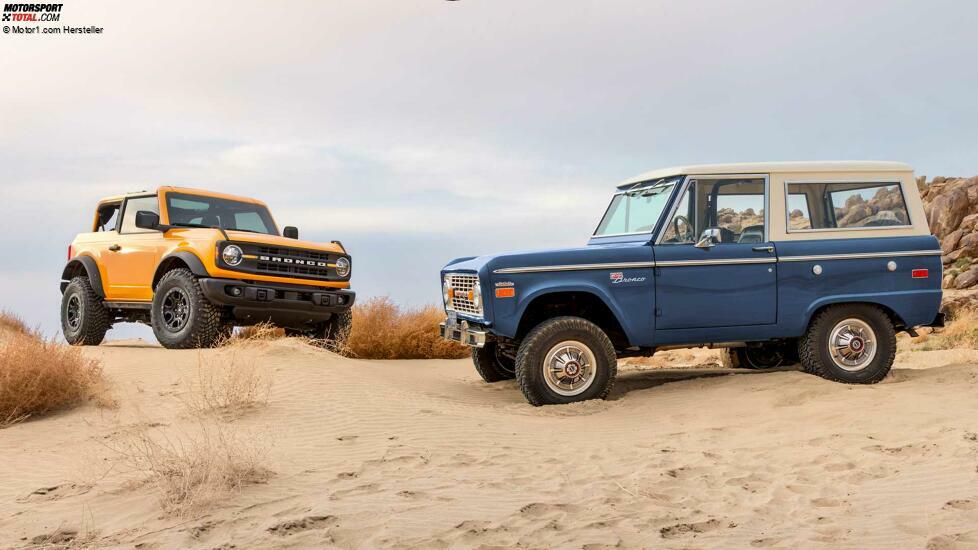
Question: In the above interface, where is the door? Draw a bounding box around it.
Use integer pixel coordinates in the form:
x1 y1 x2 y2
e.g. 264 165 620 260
653 176 778 330
100 195 164 301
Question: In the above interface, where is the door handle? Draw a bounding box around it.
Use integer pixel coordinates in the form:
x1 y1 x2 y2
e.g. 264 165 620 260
108 244 121 252
752 245 774 253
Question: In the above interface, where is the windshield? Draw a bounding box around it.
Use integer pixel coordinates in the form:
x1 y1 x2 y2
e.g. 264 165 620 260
165 193 278 235
593 178 680 236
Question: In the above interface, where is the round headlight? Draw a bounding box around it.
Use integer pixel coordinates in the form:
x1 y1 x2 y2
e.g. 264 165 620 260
222 245 243 266
335 257 351 278
471 283 482 308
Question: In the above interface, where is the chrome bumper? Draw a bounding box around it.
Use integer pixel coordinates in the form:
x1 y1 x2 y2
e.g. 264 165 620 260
439 321 488 348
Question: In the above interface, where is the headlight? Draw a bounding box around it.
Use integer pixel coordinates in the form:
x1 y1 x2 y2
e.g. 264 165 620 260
442 276 454 310
471 283 482 309
222 245 243 266
335 257 351 278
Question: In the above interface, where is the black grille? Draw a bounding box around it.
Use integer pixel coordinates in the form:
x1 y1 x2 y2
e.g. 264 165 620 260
220 241 349 282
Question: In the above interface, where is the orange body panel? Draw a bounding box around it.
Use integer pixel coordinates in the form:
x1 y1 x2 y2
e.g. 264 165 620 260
71 188 349 302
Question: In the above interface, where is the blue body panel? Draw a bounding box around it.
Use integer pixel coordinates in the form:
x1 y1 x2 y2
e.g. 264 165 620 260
442 233 942 350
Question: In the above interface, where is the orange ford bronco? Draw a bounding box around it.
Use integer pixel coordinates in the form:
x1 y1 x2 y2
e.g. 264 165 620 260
60 187 354 348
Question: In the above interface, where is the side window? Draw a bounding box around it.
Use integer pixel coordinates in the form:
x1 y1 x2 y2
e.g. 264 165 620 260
662 178 766 244
785 182 909 230
95 203 121 232
120 196 160 234
787 194 812 230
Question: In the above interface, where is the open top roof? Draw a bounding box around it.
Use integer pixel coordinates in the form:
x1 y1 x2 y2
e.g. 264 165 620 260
618 161 913 189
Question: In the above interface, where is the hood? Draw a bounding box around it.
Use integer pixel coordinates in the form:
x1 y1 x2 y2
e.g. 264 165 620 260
224 230 346 254
443 241 650 277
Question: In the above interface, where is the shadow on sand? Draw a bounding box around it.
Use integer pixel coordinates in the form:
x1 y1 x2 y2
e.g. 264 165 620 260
609 365 802 399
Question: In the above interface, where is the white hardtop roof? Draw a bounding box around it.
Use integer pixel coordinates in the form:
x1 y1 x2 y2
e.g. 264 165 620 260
619 161 913 187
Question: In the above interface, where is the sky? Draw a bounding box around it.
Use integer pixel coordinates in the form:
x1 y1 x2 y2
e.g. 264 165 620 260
1 0 977 341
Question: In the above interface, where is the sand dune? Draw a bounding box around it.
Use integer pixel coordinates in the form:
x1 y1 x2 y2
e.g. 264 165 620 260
2 339 978 549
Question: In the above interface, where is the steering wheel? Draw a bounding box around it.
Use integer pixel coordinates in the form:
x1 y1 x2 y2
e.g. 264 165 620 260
672 215 694 243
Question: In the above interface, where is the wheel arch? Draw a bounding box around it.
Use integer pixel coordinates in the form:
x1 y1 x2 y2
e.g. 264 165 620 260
804 299 906 332
152 251 210 289
514 289 630 348
60 255 105 297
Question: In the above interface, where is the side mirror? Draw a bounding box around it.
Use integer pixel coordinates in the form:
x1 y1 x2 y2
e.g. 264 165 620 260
135 211 162 231
694 228 721 249
283 226 299 239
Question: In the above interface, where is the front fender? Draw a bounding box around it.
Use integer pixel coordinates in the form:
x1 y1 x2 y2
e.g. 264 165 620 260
152 250 211 288
490 271 654 346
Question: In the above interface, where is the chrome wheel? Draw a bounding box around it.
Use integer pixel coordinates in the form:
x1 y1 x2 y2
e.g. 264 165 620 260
160 288 191 332
828 318 877 372
542 340 597 396
65 294 82 331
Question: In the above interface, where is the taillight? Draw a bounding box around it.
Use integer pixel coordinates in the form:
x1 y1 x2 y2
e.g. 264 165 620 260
912 269 929 279
67 245 73 260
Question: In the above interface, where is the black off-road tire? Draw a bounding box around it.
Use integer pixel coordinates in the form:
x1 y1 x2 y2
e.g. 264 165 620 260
61 276 110 346
472 342 515 383
515 316 617 406
298 310 353 349
798 304 896 384
721 341 798 370
151 268 225 349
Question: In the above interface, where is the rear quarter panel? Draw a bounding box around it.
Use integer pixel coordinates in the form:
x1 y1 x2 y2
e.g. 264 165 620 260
776 235 942 333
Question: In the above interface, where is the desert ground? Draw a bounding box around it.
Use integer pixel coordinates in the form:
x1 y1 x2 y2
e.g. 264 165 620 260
3 336 978 549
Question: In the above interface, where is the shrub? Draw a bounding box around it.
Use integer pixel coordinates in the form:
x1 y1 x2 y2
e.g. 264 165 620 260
184 350 271 419
234 322 285 341
0 331 104 426
928 308 978 349
113 421 271 516
0 310 30 336
343 297 469 360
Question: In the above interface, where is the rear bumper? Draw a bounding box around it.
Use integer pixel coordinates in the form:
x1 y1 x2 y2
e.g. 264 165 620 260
199 278 354 328
439 321 489 348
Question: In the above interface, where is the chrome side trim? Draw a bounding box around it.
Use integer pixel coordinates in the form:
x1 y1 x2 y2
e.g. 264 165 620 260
778 250 942 262
492 250 940 274
493 262 656 274
656 257 777 267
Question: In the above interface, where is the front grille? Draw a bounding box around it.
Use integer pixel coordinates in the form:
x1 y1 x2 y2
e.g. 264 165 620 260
222 242 349 282
448 273 482 316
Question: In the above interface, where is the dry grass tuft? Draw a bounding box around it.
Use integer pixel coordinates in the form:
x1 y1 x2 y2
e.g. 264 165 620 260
184 351 271 419
113 421 271 516
234 322 286 341
343 296 468 360
0 331 104 427
0 310 30 337
921 308 978 350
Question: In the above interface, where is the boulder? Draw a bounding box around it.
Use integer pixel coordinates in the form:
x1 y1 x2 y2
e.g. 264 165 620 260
942 229 966 254
960 213 978 232
954 266 978 289
925 187 970 237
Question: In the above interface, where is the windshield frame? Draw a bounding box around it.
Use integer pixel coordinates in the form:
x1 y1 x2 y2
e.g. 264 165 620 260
162 191 280 236
591 176 684 239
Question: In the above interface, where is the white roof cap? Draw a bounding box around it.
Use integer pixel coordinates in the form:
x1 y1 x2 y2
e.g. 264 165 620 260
619 161 913 187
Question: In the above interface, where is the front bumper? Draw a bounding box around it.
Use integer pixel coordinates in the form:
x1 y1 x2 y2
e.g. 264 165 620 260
439 320 489 348
199 278 355 328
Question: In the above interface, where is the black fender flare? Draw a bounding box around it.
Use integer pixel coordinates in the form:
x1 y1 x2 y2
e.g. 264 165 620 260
152 251 210 289
61 256 105 297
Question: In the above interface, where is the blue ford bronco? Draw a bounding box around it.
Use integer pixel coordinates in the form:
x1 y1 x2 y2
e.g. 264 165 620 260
440 161 944 406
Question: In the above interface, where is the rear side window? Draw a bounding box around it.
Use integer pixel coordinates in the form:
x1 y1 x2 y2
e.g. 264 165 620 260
95 203 121 232
785 182 909 231
120 196 160 234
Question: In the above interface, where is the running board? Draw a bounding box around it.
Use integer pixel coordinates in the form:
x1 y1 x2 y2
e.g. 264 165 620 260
103 301 152 310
